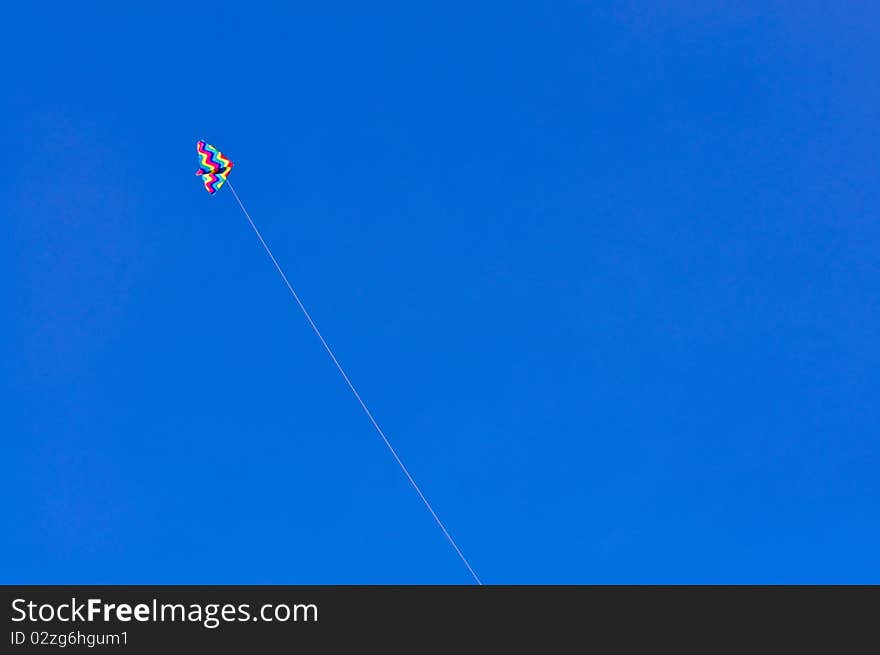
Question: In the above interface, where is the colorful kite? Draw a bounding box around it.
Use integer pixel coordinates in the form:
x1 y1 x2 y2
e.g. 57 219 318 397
195 140 234 194
192 138 481 584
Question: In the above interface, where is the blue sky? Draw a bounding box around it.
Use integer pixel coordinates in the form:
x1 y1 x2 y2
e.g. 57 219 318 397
2 3 878 583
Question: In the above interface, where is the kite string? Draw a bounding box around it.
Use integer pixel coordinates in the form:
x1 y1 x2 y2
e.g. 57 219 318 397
226 181 483 585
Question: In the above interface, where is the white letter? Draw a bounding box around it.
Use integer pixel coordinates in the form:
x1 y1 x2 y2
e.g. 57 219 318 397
11 599 26 622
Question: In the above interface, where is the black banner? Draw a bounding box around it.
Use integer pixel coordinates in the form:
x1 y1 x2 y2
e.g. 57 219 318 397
2 586 875 651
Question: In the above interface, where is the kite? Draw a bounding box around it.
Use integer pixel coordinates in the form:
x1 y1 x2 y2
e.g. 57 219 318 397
195 140 234 194
193 140 482 584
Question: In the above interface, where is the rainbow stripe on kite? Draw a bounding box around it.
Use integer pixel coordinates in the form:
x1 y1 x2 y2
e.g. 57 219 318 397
196 140 234 195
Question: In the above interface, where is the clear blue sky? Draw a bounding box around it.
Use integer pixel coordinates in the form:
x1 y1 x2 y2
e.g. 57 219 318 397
2 3 878 583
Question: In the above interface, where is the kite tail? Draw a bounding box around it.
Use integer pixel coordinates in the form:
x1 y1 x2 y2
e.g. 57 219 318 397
225 181 483 585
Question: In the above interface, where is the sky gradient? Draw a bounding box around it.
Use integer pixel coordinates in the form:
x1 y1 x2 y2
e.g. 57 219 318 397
2 2 878 583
